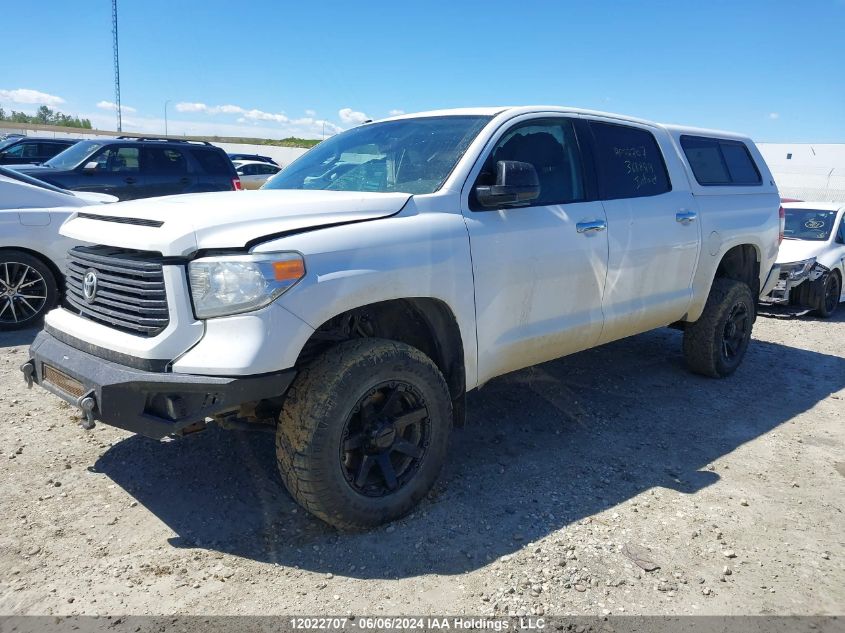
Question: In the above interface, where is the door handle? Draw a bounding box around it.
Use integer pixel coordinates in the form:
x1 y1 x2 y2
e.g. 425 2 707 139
576 220 607 234
676 210 697 224
124 177 136 184
180 177 190 184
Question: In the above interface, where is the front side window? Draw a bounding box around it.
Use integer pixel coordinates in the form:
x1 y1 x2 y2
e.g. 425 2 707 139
681 135 761 186
266 115 492 195
783 208 839 241
91 146 140 173
590 121 671 199
3 142 27 158
471 118 585 209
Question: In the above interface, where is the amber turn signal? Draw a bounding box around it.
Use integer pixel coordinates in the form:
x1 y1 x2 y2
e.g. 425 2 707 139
273 258 306 281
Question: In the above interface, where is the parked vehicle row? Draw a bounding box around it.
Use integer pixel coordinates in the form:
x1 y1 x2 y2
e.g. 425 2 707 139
19 106 784 531
10 137 241 200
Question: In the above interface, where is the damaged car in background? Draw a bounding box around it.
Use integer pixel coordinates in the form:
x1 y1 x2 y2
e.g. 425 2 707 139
761 202 845 317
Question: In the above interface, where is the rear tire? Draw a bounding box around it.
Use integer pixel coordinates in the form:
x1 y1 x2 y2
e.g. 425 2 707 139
683 278 755 378
813 271 840 318
276 338 452 530
0 250 59 331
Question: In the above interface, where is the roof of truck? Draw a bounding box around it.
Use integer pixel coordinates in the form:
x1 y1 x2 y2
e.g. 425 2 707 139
383 106 752 141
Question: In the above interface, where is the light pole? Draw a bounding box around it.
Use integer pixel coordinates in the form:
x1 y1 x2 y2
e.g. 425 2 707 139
164 100 171 137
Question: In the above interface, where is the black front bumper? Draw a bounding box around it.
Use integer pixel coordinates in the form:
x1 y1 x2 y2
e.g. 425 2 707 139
22 331 295 439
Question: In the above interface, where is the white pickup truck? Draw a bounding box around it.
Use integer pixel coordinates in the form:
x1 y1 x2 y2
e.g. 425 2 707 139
22 107 782 529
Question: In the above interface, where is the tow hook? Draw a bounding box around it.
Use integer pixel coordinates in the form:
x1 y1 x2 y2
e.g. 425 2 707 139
77 392 97 430
20 361 35 389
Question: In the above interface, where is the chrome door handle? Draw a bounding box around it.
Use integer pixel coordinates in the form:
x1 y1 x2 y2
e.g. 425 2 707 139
676 210 697 224
576 220 607 234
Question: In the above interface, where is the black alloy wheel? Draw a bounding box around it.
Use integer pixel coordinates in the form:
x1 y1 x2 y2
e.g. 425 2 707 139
340 381 431 497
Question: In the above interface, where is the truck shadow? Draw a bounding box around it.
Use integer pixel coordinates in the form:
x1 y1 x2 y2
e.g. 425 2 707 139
93 327 845 579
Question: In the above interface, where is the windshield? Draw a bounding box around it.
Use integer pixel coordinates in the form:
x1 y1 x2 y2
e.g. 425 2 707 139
43 140 103 170
265 115 492 195
0 138 19 151
783 208 839 241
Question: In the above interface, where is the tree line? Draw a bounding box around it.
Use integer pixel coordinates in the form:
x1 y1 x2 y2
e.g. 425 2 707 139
0 105 92 129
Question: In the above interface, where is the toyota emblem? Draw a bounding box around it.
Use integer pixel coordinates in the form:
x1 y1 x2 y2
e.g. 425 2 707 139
82 271 98 303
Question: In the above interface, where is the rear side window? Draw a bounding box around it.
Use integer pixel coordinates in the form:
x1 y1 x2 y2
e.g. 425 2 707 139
680 136 761 186
589 122 671 199
192 149 232 175
144 147 187 174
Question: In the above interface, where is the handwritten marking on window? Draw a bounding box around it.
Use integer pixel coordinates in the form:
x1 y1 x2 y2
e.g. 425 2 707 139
616 146 657 189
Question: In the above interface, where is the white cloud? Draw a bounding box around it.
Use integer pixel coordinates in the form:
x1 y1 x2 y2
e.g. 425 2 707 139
338 107 370 125
175 102 209 113
177 101 292 123
769 112 780 120
161 101 349 138
388 109 405 116
96 100 137 114
0 88 65 106
82 109 341 141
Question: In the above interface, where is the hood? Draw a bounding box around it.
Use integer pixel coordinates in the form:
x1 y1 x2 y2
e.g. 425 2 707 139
71 190 118 204
776 238 830 264
60 189 411 256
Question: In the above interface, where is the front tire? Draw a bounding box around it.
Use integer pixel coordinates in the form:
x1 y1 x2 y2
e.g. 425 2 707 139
0 250 59 331
276 338 453 530
683 278 755 378
813 271 840 319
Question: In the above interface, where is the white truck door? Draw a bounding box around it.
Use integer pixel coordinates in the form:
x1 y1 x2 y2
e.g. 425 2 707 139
583 118 701 343
461 116 609 384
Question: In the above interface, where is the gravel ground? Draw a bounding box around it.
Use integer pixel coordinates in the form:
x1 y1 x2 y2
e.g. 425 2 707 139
0 313 843 617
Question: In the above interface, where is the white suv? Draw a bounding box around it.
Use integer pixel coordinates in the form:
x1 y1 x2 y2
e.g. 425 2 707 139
22 107 782 529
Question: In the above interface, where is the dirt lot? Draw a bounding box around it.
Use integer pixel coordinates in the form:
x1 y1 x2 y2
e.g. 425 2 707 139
0 313 843 617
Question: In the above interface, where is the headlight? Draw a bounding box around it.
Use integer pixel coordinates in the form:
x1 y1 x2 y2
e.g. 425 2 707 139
188 252 305 318
781 257 816 280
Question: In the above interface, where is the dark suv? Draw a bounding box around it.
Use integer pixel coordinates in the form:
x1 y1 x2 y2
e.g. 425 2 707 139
0 136 79 165
11 137 240 200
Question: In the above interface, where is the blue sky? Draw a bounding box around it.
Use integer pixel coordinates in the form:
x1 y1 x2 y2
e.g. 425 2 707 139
2 0 843 141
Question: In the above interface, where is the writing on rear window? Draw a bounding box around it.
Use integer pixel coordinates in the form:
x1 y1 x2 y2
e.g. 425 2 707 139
590 122 671 199
615 146 658 190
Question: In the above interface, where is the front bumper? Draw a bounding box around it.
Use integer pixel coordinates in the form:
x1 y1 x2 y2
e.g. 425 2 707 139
761 262 828 305
22 331 295 439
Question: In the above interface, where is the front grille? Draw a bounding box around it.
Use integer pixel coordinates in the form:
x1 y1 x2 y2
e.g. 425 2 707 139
64 246 170 337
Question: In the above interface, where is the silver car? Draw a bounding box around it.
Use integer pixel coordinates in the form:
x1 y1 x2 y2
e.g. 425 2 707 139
0 166 115 330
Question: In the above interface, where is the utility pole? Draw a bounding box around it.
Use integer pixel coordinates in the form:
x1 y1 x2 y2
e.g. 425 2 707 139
111 0 122 132
164 99 171 137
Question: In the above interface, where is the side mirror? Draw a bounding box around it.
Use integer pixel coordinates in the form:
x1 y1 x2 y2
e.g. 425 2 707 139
82 161 98 173
475 160 540 208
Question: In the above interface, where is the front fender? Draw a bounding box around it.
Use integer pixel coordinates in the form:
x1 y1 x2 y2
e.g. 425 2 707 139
254 203 480 388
